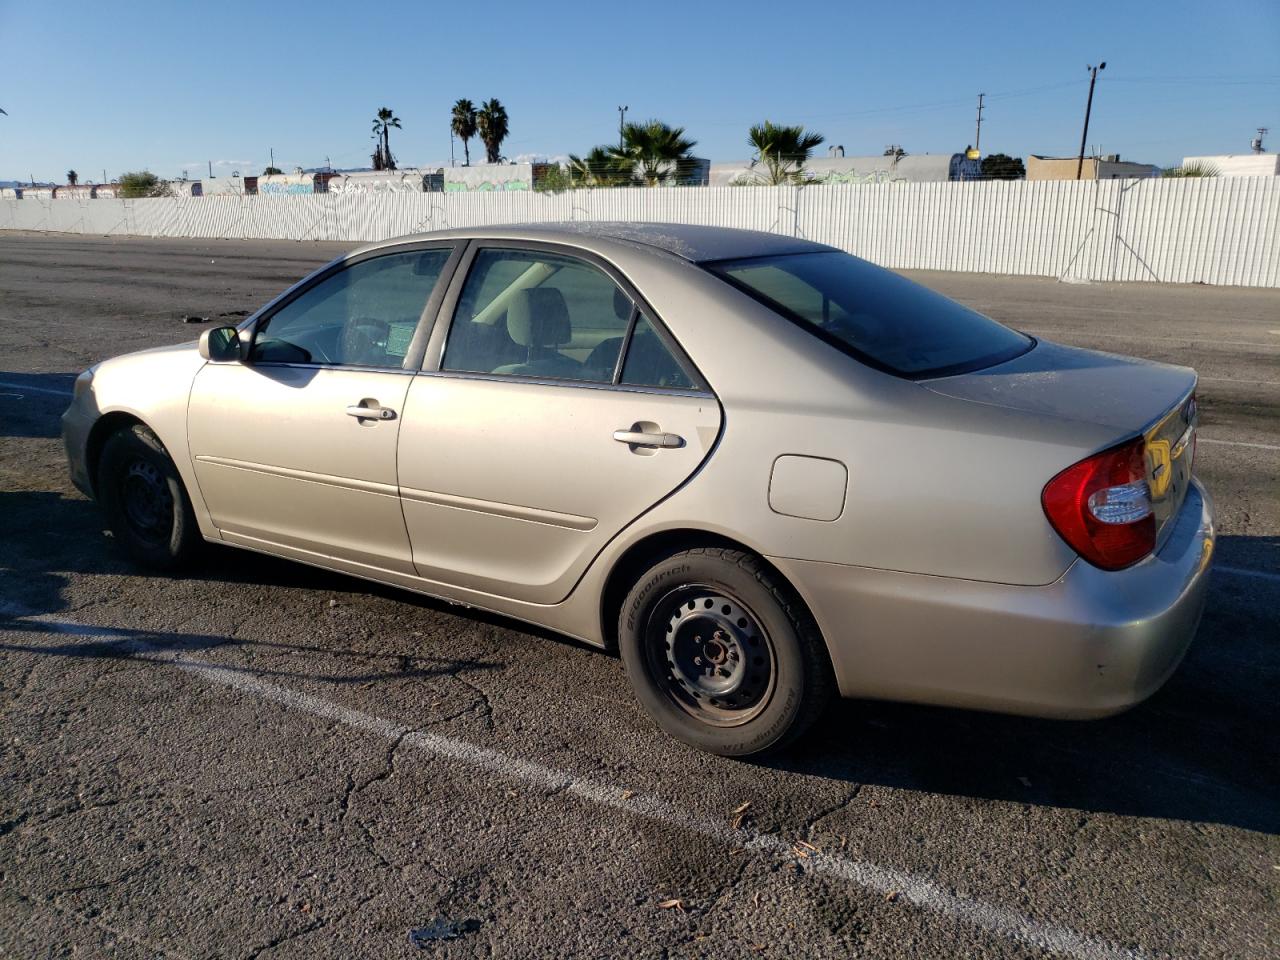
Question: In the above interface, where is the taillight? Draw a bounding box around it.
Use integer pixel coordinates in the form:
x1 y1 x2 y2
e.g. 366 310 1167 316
1042 437 1155 571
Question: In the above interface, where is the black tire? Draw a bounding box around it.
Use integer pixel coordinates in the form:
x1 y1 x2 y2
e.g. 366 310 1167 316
618 547 834 757
97 423 200 571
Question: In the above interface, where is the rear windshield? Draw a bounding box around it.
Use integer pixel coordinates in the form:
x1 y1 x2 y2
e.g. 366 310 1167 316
706 251 1032 378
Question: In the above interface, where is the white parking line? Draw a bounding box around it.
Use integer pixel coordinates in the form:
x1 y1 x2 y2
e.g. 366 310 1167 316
1217 566 1280 584
6 611 1142 960
0 380 73 399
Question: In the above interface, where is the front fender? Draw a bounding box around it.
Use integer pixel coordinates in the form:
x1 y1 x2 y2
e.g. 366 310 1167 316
64 342 218 539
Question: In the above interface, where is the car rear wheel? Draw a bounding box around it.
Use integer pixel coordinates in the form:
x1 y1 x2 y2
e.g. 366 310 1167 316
97 424 200 571
618 547 833 757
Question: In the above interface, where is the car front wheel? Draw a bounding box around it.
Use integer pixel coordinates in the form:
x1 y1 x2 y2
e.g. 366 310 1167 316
97 423 200 571
618 547 833 757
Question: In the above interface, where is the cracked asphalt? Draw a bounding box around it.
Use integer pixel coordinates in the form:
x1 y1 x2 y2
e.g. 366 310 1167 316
1 233 1278 959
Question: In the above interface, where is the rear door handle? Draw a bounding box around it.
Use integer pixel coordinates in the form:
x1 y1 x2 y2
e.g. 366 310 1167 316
613 429 684 449
346 403 396 421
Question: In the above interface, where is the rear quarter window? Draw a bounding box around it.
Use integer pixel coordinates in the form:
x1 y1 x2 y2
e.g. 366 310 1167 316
706 251 1032 378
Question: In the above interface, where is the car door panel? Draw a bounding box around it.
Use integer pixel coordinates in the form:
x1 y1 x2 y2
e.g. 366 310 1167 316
396 375 721 603
185 245 457 574
188 364 416 573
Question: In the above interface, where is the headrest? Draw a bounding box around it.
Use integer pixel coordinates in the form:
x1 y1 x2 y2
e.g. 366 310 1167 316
507 288 571 348
613 286 633 321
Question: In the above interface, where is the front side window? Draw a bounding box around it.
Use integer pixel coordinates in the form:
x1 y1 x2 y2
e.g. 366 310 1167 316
707 251 1032 378
251 249 451 367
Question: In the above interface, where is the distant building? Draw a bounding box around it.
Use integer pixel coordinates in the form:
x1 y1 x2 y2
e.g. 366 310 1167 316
1026 155 1159 181
200 176 254 196
709 153 981 186
1179 154 1279 177
51 185 94 200
327 169 446 194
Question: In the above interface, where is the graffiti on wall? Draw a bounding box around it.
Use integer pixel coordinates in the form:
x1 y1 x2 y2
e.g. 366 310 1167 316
443 180 530 192
258 181 315 196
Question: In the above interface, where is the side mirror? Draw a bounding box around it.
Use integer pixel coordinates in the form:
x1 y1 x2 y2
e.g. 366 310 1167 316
199 326 242 362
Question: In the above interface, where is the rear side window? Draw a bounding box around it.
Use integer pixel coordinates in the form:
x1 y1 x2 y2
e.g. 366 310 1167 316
706 251 1032 378
620 314 694 390
441 247 697 389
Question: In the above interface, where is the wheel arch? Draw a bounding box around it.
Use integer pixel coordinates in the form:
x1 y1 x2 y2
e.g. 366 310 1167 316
84 411 149 496
598 528 827 657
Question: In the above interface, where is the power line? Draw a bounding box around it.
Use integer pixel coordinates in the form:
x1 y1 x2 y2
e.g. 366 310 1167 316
1105 74 1280 85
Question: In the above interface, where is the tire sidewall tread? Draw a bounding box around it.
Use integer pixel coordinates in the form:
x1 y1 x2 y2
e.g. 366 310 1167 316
618 547 833 757
97 424 199 571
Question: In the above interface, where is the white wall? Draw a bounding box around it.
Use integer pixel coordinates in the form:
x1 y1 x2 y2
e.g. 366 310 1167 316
3 176 1278 287
1181 154 1280 177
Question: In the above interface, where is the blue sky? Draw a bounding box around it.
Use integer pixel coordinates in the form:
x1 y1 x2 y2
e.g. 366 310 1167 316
1 0 1277 182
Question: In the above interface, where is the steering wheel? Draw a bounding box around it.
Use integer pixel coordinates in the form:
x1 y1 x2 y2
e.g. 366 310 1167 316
340 316 391 365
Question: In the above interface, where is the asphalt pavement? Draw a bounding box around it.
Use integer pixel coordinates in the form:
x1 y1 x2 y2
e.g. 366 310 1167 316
1 233 1277 959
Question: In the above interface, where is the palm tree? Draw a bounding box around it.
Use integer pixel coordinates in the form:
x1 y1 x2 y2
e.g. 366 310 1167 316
451 99 478 166
66 169 78 185
746 121 825 185
371 107 401 171
611 120 697 186
1162 162 1219 178
476 99 509 164
567 146 633 187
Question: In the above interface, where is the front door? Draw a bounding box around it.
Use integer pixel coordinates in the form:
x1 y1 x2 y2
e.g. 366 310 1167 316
188 245 454 574
396 244 722 604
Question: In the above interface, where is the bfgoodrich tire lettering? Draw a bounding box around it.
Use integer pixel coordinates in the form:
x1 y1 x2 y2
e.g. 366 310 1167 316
618 547 833 757
97 423 200 571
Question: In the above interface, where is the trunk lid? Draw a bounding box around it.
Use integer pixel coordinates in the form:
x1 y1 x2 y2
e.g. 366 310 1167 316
923 340 1198 546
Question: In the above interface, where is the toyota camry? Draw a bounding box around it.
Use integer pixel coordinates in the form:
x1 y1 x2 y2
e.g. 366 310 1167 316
62 223 1214 756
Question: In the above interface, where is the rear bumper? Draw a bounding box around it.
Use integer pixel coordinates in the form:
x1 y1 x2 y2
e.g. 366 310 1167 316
771 479 1215 719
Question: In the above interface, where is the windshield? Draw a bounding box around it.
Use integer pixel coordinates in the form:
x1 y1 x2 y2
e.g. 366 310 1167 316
706 251 1032 378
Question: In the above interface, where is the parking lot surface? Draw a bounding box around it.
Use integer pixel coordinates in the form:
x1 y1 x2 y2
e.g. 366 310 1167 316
1 233 1277 959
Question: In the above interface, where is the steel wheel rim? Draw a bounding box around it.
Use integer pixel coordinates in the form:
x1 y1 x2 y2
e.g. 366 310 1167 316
120 458 173 544
644 585 777 727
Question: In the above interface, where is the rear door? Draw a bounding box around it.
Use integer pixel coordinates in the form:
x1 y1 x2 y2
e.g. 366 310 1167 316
395 242 722 604
187 243 458 573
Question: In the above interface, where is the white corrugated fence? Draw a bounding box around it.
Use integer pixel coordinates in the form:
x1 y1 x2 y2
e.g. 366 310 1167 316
3 177 1278 287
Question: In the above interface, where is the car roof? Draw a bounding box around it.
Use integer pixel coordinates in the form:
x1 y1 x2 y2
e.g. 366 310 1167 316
360 221 836 264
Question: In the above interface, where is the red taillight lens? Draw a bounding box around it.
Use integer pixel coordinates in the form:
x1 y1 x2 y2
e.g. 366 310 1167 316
1042 438 1155 571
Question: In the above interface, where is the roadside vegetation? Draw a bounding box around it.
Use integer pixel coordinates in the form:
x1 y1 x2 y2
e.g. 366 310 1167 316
980 153 1025 179
1162 162 1219 178
117 171 171 198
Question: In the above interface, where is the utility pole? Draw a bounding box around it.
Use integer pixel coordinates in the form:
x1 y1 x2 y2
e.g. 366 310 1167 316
450 128 456 167
1252 127 1268 154
974 93 985 154
269 147 275 172
618 105 628 150
1076 62 1106 180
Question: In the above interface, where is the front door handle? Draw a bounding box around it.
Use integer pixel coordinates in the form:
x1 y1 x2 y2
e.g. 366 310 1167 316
346 402 396 421
613 429 684 449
